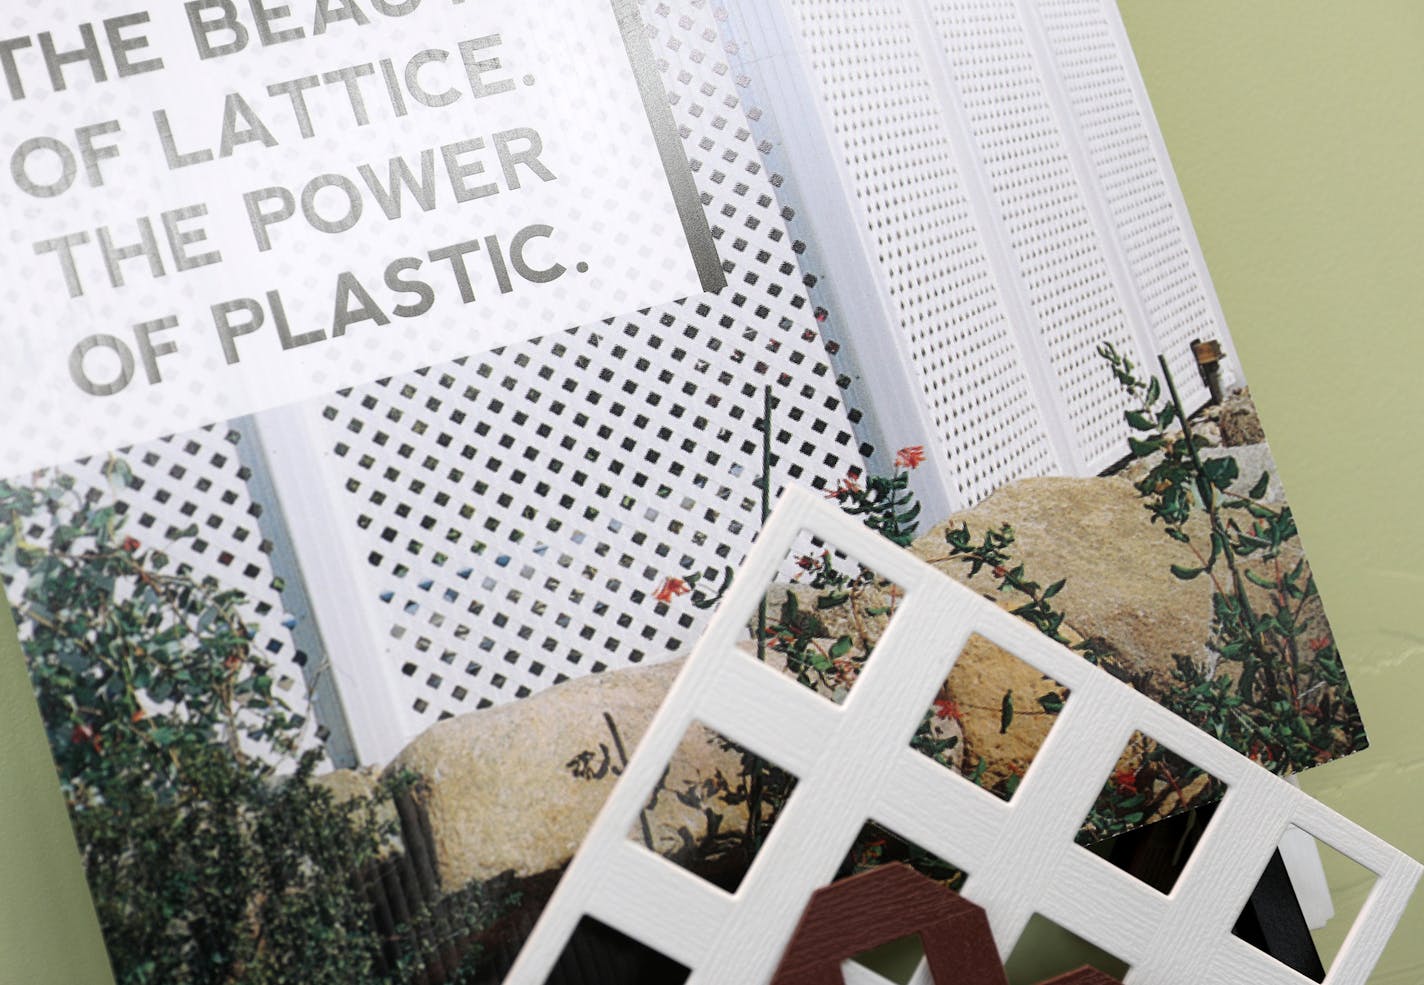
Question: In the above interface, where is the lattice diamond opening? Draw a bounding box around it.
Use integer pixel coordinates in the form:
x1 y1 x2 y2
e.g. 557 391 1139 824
754 535 907 705
1003 913 1132 985
1077 730 1227 893
1233 825 1379 984
626 720 799 894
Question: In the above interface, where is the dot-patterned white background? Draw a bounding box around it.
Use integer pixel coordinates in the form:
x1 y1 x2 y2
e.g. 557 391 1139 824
0 0 705 475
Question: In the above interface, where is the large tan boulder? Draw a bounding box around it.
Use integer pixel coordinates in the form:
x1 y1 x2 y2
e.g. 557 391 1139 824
385 658 749 889
913 475 1215 695
940 633 1068 793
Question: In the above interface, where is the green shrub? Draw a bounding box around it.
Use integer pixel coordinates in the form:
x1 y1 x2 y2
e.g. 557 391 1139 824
2 463 412 984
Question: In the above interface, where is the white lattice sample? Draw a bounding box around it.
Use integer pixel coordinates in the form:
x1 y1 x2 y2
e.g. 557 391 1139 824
505 486 1420 985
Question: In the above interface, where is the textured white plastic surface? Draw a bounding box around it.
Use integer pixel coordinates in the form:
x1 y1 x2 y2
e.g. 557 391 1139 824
505 486 1421 985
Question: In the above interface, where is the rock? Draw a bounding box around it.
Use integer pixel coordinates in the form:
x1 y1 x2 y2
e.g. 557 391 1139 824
938 634 1065 792
913 476 1215 698
1219 387 1266 446
1199 443 1285 504
385 658 748 889
313 765 385 804
313 766 401 852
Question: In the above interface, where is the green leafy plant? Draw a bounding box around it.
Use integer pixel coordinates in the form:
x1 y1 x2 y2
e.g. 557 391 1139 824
1098 343 1364 773
1 461 498 984
1077 733 1225 846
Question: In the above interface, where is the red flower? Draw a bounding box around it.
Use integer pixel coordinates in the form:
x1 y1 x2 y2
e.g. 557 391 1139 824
932 698 962 722
894 445 926 470
826 474 861 500
795 554 817 570
70 723 102 753
992 566 1008 580
1110 766 1138 796
653 577 690 603
1307 636 1332 652
121 536 141 553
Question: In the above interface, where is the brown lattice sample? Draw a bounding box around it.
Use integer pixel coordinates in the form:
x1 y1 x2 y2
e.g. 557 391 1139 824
769 863 1124 985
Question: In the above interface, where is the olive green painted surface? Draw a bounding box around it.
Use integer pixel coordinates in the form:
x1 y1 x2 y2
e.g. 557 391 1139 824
1117 3 1424 982
1 4 1421 983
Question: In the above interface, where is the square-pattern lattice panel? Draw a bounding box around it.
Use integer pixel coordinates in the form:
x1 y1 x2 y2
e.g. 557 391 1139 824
770 0 1062 507
925 0 1146 473
503 487 1420 985
301 0 867 738
1033 0 1224 403
720 0 1225 488
1 426 330 766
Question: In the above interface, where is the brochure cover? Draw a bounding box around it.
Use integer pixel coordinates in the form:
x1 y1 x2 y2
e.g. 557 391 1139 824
0 1 1367 982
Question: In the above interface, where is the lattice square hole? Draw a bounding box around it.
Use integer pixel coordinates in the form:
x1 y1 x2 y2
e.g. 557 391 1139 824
911 633 1071 801
837 820 971 983
1076 730 1227 893
541 915 690 985
751 533 906 704
625 721 797 894
1232 825 1379 983
1003 913 1131 985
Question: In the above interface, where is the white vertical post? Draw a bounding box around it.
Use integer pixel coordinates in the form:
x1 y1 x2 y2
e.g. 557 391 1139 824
247 404 414 767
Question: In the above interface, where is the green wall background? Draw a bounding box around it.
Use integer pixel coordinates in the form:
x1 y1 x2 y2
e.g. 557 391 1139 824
1117 3 1424 981
1 3 1420 982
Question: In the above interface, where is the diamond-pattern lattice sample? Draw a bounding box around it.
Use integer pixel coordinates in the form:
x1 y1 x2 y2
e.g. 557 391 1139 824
308 0 865 729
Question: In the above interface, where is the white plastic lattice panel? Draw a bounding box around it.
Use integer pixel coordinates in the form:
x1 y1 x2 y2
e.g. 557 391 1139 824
506 486 1421 985
770 0 1062 506
295 0 866 738
1 426 330 766
1032 0 1224 404
926 0 1146 474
